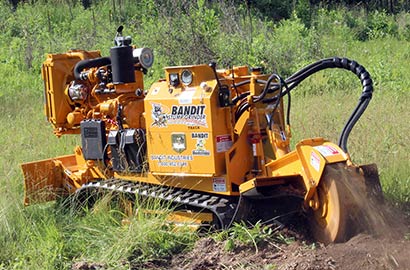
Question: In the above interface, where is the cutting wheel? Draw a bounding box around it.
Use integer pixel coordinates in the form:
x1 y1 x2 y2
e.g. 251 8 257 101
309 163 354 244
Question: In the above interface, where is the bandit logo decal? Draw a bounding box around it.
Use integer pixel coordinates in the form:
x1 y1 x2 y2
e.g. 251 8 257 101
168 105 207 127
151 103 207 127
192 132 210 156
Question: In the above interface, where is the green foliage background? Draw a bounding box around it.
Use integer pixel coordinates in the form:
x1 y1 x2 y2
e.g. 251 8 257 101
0 0 409 269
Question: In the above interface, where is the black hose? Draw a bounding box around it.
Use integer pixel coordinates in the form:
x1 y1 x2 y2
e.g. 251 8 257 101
285 58 373 99
234 57 373 153
235 101 250 122
253 73 279 103
232 91 250 105
338 98 371 152
233 80 251 88
272 57 373 153
74 57 111 80
231 79 268 105
267 76 285 128
285 81 291 126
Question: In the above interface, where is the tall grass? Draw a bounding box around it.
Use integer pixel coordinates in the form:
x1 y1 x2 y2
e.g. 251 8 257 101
289 32 410 205
0 1 409 268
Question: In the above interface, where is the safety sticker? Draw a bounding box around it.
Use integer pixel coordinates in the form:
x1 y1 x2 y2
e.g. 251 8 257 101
213 177 226 192
178 90 195 104
216 134 233 153
314 145 339 157
310 151 321 172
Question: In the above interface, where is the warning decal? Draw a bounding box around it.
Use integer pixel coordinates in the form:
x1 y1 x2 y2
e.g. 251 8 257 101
178 89 195 104
310 151 321 172
216 135 233 153
314 145 340 157
212 177 226 192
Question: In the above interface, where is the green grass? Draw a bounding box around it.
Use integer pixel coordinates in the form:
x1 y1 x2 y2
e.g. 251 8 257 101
291 90 410 204
213 221 291 253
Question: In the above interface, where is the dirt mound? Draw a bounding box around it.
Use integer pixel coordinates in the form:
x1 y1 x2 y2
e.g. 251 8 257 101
157 166 410 270
165 233 410 270
140 200 410 270
72 209 410 270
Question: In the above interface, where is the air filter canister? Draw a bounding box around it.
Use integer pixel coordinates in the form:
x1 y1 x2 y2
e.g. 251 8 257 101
110 45 135 84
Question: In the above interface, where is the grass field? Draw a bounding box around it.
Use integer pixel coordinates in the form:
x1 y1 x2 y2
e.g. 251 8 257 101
0 1 409 269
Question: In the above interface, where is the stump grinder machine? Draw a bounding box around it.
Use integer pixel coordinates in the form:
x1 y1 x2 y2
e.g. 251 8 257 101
21 27 382 244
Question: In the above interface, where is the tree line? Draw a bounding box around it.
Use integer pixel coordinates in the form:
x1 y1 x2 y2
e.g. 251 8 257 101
248 0 410 21
7 0 410 15
311 0 410 13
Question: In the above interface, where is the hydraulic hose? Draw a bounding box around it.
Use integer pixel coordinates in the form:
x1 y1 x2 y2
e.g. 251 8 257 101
234 57 373 153
232 91 249 105
252 73 279 103
74 57 111 80
231 78 266 105
282 57 373 153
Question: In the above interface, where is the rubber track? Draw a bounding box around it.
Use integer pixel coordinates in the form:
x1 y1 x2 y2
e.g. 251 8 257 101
75 178 239 229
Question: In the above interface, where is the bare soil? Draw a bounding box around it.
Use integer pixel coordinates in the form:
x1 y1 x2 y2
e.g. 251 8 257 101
136 202 410 270
73 231 410 270
72 207 410 270
146 166 410 270
165 233 410 270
